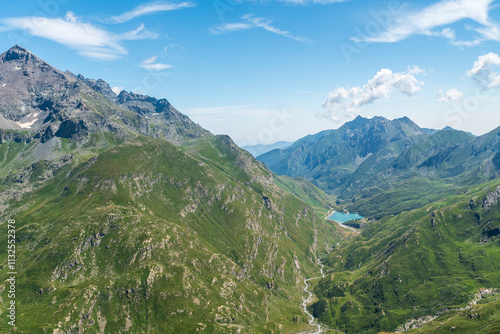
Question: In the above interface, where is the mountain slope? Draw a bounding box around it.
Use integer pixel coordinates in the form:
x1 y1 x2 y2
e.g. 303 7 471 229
257 116 499 218
0 45 341 333
0 135 340 333
258 116 426 184
0 45 211 213
310 179 500 333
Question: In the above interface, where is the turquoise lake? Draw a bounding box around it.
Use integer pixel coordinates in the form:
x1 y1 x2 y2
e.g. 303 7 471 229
328 211 364 223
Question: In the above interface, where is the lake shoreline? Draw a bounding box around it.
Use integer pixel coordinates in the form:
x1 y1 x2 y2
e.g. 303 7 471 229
324 210 362 233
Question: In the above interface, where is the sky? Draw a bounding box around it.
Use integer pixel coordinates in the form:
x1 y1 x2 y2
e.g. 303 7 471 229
1 0 500 146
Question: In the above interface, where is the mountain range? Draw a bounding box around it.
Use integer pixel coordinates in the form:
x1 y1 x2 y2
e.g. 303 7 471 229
258 115 500 218
0 45 339 333
0 45 499 334
242 141 293 157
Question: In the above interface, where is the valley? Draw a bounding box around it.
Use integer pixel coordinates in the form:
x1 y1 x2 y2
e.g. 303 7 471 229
0 45 498 334
256 105 499 333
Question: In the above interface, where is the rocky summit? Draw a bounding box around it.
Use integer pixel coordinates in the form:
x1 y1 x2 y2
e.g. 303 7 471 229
0 45 210 144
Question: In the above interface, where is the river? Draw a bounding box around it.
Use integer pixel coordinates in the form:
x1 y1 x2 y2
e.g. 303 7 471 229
302 263 325 334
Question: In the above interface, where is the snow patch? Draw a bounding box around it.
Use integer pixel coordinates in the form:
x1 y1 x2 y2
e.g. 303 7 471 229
16 113 39 128
16 119 38 128
1 84 6 87
14 66 21 71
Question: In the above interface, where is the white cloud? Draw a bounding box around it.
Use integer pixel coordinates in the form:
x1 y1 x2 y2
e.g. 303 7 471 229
322 67 424 122
466 52 500 88
112 86 125 95
437 88 464 102
110 1 195 24
356 0 498 46
440 27 456 40
118 24 160 40
0 13 159 61
139 56 173 70
407 65 427 75
65 11 77 23
211 14 311 43
211 22 254 33
1 15 126 60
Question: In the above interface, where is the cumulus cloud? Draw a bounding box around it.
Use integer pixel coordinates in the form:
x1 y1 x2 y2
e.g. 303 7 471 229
0 13 158 60
110 1 195 24
210 14 311 43
139 56 173 70
322 67 424 121
356 0 498 46
437 88 464 102
466 52 500 89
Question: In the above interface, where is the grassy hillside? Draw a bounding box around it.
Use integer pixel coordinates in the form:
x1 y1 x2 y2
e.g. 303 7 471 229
404 294 500 333
310 178 500 333
274 175 336 215
0 135 340 333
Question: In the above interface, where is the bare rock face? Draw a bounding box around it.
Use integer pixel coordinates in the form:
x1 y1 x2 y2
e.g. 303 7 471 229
72 72 117 102
0 45 211 144
483 185 500 210
0 45 81 127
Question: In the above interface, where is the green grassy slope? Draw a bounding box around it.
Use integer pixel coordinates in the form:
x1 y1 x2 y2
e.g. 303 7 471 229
274 175 336 215
405 294 500 333
310 178 500 333
0 135 340 333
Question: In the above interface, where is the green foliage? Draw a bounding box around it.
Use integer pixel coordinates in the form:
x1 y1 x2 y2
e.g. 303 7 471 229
406 294 500 333
309 298 328 318
0 135 339 333
314 179 500 333
274 175 335 213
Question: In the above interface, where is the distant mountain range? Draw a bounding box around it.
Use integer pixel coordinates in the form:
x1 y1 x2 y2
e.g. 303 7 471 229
255 113 500 333
242 141 293 157
258 115 500 218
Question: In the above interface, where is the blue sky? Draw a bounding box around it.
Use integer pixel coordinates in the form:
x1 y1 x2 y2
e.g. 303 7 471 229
1 0 500 145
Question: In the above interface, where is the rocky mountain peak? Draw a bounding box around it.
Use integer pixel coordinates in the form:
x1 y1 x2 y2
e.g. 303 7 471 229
0 45 211 143
0 45 79 128
2 44 32 62
70 72 117 101
0 44 59 73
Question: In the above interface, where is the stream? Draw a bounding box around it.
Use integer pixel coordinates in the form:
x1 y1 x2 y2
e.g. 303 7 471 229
302 263 325 334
